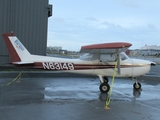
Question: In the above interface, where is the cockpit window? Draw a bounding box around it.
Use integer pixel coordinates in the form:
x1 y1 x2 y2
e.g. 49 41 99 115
80 52 129 61
120 52 129 61
80 53 93 60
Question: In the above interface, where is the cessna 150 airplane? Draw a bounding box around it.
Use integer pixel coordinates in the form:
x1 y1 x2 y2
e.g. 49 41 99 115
2 33 156 93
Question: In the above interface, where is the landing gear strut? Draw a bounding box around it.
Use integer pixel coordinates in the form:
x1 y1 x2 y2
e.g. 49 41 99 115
99 76 110 93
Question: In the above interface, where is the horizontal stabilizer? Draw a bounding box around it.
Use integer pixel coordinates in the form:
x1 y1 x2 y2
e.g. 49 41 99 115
12 62 34 65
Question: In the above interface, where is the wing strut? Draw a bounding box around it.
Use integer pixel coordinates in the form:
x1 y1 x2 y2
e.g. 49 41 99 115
117 50 121 74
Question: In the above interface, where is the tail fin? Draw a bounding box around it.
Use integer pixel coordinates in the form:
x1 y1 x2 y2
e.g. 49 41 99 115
2 33 31 64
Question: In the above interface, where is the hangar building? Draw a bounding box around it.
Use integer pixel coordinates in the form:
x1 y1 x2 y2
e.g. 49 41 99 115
0 0 52 64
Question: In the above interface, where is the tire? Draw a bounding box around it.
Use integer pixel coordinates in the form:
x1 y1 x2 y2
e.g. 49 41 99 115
133 82 141 90
103 76 109 83
99 83 110 93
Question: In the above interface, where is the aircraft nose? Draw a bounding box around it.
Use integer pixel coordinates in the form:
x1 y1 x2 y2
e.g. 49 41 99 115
132 59 152 66
131 59 152 77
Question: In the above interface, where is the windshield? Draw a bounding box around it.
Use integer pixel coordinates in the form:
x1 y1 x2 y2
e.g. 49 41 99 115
80 53 94 60
120 52 129 61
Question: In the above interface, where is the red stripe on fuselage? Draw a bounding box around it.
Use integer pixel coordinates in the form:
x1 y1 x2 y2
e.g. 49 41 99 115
33 62 118 70
13 62 149 70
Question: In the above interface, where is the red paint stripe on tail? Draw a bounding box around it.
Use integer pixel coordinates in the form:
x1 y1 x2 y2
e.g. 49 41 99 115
2 33 21 62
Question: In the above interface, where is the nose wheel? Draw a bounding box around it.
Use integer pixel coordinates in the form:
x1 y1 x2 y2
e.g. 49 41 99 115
132 77 142 90
133 82 141 90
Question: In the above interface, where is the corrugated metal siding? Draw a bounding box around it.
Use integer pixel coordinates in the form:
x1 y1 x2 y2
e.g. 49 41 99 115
0 0 10 56
0 0 49 64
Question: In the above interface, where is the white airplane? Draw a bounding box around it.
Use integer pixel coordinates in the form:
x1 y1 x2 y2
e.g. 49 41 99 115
2 33 156 93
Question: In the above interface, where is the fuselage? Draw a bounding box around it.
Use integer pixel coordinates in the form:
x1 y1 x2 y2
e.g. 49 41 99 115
18 52 152 78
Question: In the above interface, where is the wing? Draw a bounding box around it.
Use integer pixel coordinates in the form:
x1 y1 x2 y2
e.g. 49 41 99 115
80 42 132 54
80 42 132 74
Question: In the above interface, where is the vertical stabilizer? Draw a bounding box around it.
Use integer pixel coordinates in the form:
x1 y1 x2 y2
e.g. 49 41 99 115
2 33 31 63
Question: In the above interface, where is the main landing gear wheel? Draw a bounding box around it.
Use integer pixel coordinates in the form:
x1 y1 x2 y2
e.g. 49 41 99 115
99 83 110 93
133 82 141 90
103 76 109 83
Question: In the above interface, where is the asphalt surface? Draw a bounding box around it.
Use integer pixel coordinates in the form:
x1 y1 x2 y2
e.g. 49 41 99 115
0 66 160 120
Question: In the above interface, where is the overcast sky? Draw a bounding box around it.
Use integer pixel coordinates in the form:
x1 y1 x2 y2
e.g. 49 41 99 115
47 0 160 51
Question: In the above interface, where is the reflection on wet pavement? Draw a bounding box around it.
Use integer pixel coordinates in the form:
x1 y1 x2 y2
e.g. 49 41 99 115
0 74 160 120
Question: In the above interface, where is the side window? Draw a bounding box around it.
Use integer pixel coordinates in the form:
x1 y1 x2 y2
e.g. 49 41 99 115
100 54 117 62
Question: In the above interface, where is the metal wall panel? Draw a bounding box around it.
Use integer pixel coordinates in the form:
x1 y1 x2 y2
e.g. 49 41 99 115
0 0 50 64
0 0 10 56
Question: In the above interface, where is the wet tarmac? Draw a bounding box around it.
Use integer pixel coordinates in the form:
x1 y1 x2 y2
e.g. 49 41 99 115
0 66 160 120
